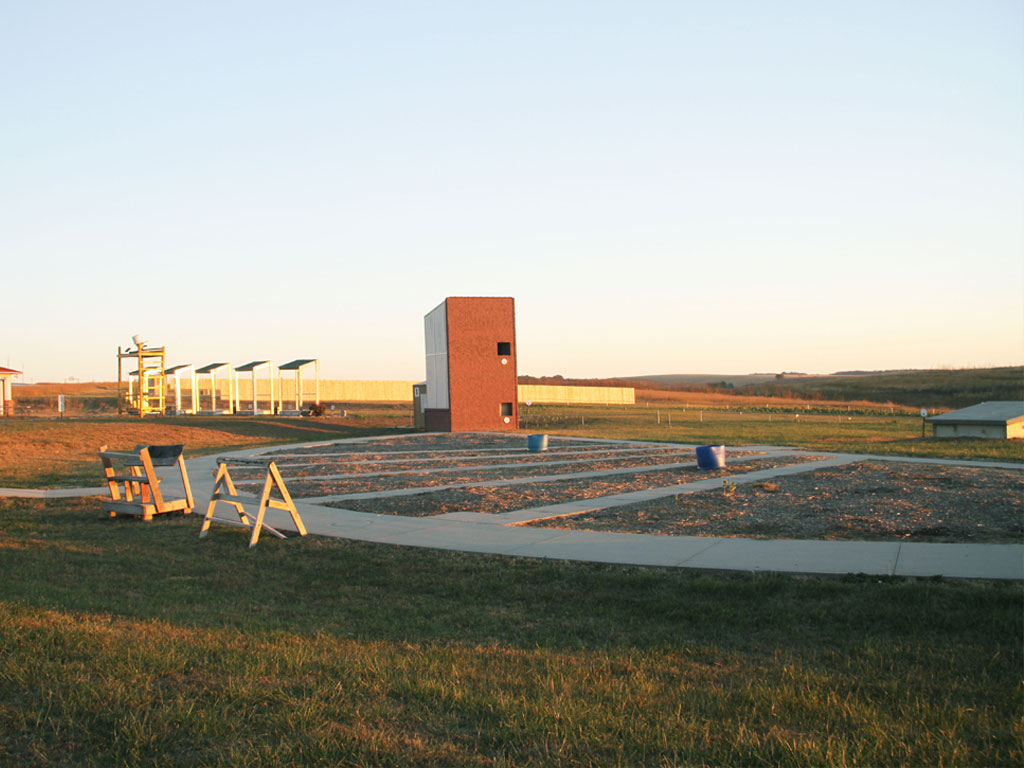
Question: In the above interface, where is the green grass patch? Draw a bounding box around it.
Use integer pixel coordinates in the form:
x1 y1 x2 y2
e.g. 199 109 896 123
522 405 1024 462
1 497 1021 766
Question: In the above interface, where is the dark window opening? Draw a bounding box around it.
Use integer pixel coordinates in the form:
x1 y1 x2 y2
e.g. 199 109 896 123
500 402 513 417
497 342 511 356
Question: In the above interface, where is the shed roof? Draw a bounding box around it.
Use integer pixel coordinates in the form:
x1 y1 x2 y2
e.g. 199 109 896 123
0 366 21 375
279 359 317 371
236 360 271 373
926 401 1024 426
196 362 231 374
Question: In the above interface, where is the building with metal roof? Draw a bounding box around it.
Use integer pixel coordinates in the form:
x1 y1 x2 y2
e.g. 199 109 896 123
0 366 20 416
926 401 1024 439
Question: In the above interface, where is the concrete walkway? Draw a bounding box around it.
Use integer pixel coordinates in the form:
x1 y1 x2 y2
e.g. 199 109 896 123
5 434 1022 580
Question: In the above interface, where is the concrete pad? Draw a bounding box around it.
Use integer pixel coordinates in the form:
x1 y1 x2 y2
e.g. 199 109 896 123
507 530 720 567
680 537 902 577
894 542 1024 580
433 512 511 525
366 522 568 555
329 517 449 544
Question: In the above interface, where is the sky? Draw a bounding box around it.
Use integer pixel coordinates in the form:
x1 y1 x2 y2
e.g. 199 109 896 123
2 0 1022 382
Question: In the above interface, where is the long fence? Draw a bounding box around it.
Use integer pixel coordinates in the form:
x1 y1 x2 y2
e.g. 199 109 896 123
194 380 419 403
517 384 635 405
190 380 635 405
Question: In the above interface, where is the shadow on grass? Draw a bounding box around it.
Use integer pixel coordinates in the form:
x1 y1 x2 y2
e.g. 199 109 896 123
3 497 1022 767
2 498 1019 655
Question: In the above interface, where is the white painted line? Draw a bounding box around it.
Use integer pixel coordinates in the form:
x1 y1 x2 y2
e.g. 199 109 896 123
303 459 709 502
266 444 684 468
258 451 704 485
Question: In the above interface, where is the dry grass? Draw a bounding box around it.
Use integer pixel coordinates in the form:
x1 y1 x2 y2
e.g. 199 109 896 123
12 381 119 397
0 422 279 487
1 496 1021 767
635 388 920 412
0 411 412 487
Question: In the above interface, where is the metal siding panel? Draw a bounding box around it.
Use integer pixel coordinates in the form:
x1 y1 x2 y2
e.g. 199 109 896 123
423 303 450 410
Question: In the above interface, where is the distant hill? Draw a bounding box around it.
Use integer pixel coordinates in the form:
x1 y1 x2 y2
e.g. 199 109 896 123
615 367 1023 410
540 367 1024 410
736 367 1023 410
617 373 782 388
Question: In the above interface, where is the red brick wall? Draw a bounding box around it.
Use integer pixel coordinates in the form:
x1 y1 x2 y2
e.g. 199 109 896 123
445 297 518 432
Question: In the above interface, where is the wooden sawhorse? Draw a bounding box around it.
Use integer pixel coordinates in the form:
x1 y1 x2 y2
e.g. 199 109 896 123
199 457 307 547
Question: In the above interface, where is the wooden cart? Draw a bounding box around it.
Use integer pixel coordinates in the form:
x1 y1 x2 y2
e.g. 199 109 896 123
99 444 195 521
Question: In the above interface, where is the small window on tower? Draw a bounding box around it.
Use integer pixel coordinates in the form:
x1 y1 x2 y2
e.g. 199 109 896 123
500 402 513 417
497 342 511 356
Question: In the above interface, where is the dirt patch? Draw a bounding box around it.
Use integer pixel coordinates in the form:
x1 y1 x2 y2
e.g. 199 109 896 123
268 432 543 456
526 462 1024 543
323 456 818 516
241 450 723 494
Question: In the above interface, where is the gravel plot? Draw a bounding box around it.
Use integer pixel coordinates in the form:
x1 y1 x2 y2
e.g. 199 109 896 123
230 446 757 495
267 450 733 491
261 433 608 457
258 446 683 477
264 450 770 499
325 456 819 516
264 454 694 495
526 461 1024 543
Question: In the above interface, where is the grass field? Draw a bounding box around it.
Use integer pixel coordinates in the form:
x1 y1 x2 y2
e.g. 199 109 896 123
522 403 1024 463
1 496 1020 767
1 406 1022 765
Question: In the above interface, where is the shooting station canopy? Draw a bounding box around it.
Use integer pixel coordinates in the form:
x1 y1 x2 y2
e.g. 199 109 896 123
195 362 236 415
278 359 320 415
165 364 198 415
235 360 275 415
926 401 1024 439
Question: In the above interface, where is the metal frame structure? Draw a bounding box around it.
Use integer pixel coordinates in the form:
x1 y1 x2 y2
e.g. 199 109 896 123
118 343 166 417
235 360 275 415
195 362 236 415
277 358 320 415
166 364 198 415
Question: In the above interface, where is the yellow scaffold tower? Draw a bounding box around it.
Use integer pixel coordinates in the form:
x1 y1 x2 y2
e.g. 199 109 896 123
117 336 167 417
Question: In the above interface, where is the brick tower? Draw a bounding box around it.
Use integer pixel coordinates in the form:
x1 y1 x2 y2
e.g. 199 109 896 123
423 297 518 432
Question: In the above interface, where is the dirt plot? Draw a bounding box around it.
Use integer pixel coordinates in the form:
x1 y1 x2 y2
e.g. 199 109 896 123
259 447 684 477
325 456 819 516
261 451 768 497
265 433 596 457
527 461 1024 544
240 449 732 490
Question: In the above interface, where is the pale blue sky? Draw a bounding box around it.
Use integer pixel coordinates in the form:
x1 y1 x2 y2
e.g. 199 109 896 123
2 1 1021 382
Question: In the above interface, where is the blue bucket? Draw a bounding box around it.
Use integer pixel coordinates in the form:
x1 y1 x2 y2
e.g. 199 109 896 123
696 444 726 469
527 434 548 452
